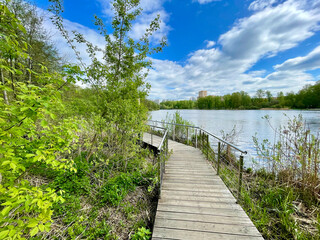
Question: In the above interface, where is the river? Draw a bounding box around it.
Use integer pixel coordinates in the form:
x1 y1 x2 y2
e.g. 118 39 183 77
150 109 320 167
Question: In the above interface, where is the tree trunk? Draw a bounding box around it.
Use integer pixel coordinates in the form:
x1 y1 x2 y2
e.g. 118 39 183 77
10 56 16 99
28 58 32 83
1 68 9 104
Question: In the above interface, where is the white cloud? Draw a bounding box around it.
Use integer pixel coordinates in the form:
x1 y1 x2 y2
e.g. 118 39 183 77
194 0 220 4
274 45 320 71
219 0 319 61
248 70 266 77
249 0 279 11
205 40 215 48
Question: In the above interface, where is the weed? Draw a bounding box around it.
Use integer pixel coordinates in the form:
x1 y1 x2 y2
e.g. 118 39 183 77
131 227 151 240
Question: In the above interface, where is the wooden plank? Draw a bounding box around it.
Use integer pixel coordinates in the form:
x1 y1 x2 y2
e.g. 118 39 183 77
152 227 264 240
163 180 227 186
157 204 249 218
162 182 227 190
160 194 236 203
161 186 232 193
165 170 215 175
163 176 224 182
158 199 243 210
156 211 254 226
154 218 262 236
160 189 234 198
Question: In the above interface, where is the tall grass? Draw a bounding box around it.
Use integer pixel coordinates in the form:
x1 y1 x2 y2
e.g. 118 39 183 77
241 114 320 239
161 111 195 143
253 114 320 200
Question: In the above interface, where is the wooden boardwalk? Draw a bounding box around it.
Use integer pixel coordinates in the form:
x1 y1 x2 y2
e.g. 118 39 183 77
143 133 263 240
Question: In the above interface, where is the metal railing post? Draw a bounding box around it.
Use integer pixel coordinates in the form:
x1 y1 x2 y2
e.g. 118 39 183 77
151 127 153 145
201 131 204 149
158 154 162 198
206 134 209 159
186 127 189 144
217 142 221 175
195 129 198 148
238 155 244 200
173 125 175 141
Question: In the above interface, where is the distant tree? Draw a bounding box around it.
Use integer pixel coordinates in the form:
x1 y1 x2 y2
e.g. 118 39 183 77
230 92 241 109
143 99 160 110
277 91 285 107
285 92 296 108
240 91 251 108
266 90 272 103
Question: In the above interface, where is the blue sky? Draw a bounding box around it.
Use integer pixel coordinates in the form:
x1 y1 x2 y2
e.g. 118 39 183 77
34 0 320 100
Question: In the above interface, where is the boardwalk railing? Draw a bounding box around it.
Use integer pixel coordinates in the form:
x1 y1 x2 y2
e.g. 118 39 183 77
145 124 169 194
148 120 247 200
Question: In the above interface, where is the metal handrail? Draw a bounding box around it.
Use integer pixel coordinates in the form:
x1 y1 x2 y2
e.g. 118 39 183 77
200 128 247 154
149 120 198 129
158 129 169 151
145 123 168 151
148 120 247 154
148 119 247 200
145 124 169 198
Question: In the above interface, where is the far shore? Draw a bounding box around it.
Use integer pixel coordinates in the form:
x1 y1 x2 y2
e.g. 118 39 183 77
154 108 320 111
260 107 290 110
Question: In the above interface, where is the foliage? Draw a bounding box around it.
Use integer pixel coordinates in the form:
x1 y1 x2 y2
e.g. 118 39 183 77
143 99 160 111
49 0 166 172
0 2 84 239
131 227 152 240
160 99 195 109
160 111 194 143
237 115 320 239
253 114 320 199
1 0 163 238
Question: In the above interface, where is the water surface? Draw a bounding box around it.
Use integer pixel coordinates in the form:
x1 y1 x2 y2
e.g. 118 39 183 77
150 109 320 165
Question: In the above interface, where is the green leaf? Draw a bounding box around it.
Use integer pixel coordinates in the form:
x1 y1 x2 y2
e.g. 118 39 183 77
20 107 30 111
44 223 51 232
0 230 9 239
1 206 12 216
30 227 39 237
27 221 38 228
50 113 56 119
38 224 44 232
1 161 10 166
41 120 48 127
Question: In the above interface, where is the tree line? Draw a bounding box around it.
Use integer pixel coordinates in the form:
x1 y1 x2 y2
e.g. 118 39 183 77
156 85 320 110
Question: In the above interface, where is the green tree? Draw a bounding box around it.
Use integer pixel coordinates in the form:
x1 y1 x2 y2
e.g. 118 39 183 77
277 91 285 108
49 0 166 168
266 90 272 103
230 92 241 109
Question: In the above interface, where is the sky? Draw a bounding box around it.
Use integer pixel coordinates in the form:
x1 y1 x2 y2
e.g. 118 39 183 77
32 0 320 100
